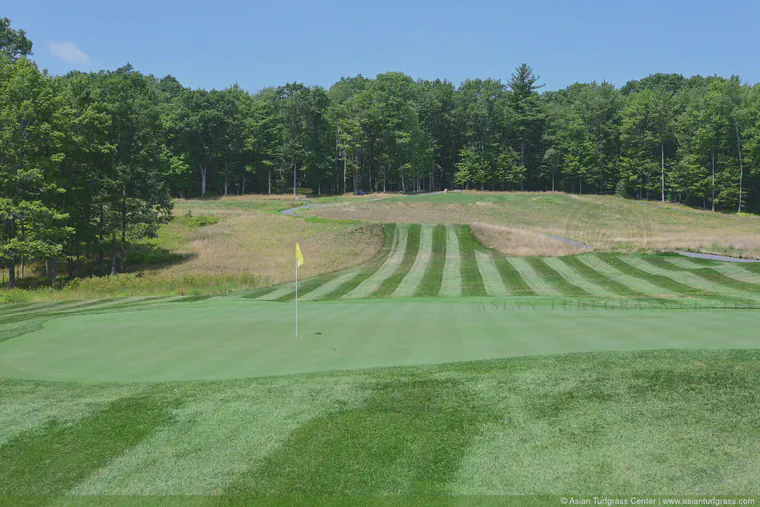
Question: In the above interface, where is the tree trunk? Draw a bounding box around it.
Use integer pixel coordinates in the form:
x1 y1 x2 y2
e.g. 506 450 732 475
8 259 16 288
110 238 118 276
736 124 744 213
224 174 228 196
293 161 297 197
99 204 105 275
520 141 525 166
268 169 271 195
241 171 245 195
200 164 207 197
661 133 665 202
120 198 126 271
711 147 715 212
50 257 57 285
343 156 347 195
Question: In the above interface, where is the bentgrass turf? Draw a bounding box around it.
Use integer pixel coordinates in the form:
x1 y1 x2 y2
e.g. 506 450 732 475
525 257 591 297
644 256 760 295
489 254 536 296
1 349 760 496
596 254 718 299
456 226 487 297
414 225 446 297
559 255 646 297
4 296 760 382
372 224 421 297
316 223 397 301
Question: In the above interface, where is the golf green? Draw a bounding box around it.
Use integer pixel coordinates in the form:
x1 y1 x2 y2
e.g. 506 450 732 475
1 297 758 382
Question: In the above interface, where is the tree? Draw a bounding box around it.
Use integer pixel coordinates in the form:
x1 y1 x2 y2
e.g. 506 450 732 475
0 17 32 61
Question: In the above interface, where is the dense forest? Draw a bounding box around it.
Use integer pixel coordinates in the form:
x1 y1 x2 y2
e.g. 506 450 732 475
1 17 759 287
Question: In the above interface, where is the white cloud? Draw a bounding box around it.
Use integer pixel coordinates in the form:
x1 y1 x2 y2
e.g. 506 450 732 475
46 41 91 65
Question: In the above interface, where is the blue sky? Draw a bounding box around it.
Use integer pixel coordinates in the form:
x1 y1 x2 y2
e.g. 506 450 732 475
7 0 760 92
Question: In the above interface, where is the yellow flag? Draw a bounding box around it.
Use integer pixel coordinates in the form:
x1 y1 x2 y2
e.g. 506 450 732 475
295 242 304 268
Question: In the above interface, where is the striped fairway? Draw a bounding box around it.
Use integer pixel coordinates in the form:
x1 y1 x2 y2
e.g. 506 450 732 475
392 225 434 297
439 226 462 297
542 257 619 297
299 268 362 301
343 224 409 299
628 257 754 301
475 250 509 296
580 255 669 296
241 225 760 304
506 257 560 296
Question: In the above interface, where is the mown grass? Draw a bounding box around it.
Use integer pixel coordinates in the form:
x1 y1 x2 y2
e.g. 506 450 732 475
596 254 715 299
414 225 447 297
489 254 536 296
1 349 759 495
525 257 591 297
643 256 760 295
559 256 646 297
316 224 397 301
456 226 487 297
372 224 421 297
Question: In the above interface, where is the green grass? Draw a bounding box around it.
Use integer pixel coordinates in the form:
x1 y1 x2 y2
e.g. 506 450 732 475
489 254 536 296
559 256 646 297
316 225 397 301
372 224 421 297
414 225 447 297
525 257 591 297
456 226 487 297
1 347 759 496
643 256 760 295
596 254 716 299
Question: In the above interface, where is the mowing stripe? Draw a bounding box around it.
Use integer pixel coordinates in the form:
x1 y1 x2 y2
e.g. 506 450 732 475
631 257 759 301
653 258 760 297
319 224 396 301
257 283 296 301
241 286 280 299
558 256 646 297
506 257 560 296
372 224 422 297
299 268 362 301
576 255 666 296
276 270 345 302
525 257 591 297
343 224 408 299
414 225 447 297
489 254 536 296
393 225 435 297
711 262 760 285
597 255 722 300
457 226 487 297
439 226 462 297
543 257 618 297
665 257 721 269
475 251 509 296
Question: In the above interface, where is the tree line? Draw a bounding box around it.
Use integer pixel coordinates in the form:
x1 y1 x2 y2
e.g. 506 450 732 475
1 17 759 287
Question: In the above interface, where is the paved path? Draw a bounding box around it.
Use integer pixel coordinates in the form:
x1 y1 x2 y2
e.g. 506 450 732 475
676 251 760 263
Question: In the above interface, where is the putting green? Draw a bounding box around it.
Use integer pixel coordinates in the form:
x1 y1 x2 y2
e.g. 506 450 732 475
1 297 759 382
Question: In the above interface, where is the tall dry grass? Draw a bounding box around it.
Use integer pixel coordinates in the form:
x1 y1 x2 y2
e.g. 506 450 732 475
471 223 587 257
307 192 760 258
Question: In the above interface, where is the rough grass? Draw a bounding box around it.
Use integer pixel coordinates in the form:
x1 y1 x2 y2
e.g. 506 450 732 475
472 222 586 257
1 349 759 496
306 191 760 258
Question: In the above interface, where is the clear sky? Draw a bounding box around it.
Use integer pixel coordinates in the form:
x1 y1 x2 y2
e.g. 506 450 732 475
7 0 760 93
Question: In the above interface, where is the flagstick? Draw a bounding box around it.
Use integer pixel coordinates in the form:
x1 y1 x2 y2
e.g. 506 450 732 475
295 250 298 338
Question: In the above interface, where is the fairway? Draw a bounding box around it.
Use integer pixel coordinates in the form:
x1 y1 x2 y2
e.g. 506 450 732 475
1 297 759 382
